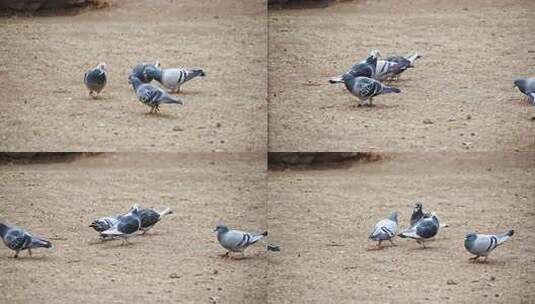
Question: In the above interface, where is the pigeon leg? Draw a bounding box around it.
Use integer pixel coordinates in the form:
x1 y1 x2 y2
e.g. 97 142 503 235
220 252 230 258
14 250 20 258
155 105 160 113
369 98 374 107
389 239 397 246
28 248 32 257
377 240 382 247
469 255 480 261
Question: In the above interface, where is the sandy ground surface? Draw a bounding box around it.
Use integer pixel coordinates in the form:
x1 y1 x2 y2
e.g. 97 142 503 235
268 153 535 303
268 0 535 152
0 153 269 303
0 0 266 152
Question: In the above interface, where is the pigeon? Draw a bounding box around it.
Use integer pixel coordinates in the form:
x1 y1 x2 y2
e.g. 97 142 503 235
131 61 161 83
89 216 121 240
128 75 183 114
513 78 535 105
0 223 52 258
138 207 173 234
369 212 398 247
214 223 267 258
100 206 141 243
329 50 378 83
464 230 514 262
398 214 440 248
383 53 422 80
342 74 401 106
84 62 107 98
144 65 206 93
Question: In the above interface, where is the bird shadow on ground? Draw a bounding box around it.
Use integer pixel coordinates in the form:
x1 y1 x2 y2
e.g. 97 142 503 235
6 254 51 262
346 103 402 111
407 245 441 251
172 90 203 96
467 259 509 267
141 112 177 120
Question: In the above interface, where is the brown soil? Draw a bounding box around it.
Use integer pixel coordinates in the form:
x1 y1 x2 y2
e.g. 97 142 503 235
0 0 266 152
267 153 535 303
268 0 535 152
0 153 268 303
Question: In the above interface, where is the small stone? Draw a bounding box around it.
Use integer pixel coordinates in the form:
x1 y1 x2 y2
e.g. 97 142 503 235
531 116 535 121
423 118 434 124
495 294 499 297
466 115 472 120
169 273 181 279
172 126 183 132
447 280 457 285
213 270 218 275
216 122 222 128
490 276 495 281
209 296 219 304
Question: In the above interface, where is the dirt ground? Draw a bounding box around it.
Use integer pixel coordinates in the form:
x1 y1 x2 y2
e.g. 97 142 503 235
268 153 535 303
0 0 266 152
0 153 269 303
268 0 535 152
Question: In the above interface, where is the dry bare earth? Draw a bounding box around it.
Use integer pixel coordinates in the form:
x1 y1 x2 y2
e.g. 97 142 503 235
268 153 535 303
269 0 535 152
0 153 268 303
0 0 267 151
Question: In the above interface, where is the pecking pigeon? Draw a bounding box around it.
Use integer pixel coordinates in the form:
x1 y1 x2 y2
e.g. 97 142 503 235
138 206 173 234
214 223 267 258
0 223 52 258
342 73 400 106
100 206 141 243
128 75 183 114
131 61 161 83
464 230 514 262
84 62 107 98
329 50 379 83
369 212 398 247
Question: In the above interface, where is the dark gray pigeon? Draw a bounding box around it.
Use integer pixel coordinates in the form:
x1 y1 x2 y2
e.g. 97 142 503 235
144 65 206 93
0 223 52 258
513 78 535 105
214 223 267 258
399 214 439 248
138 206 173 234
132 61 161 83
383 53 421 80
84 62 107 98
329 50 378 83
128 75 183 114
464 230 514 262
100 206 141 243
342 74 401 106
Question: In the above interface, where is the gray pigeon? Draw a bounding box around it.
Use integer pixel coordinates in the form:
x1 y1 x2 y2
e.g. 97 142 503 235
89 216 120 240
138 207 173 234
128 75 183 114
383 53 422 80
144 65 206 93
214 223 267 258
342 74 401 106
369 212 398 247
0 223 52 258
132 61 161 83
513 78 535 105
329 50 379 83
464 230 514 262
84 62 107 98
100 206 141 243
399 214 440 248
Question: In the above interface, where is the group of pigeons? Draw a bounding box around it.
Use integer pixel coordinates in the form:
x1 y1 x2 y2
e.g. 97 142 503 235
0 204 278 259
329 49 535 106
83 61 206 113
1 201 513 262
369 202 514 262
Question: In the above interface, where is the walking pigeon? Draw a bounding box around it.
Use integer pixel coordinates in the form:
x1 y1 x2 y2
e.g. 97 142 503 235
329 50 379 83
342 74 401 106
0 223 52 258
464 230 514 262
132 61 161 83
144 65 206 93
369 212 398 247
84 62 107 98
128 75 183 114
214 223 267 258
138 207 173 234
513 78 535 105
399 214 440 248
100 206 141 243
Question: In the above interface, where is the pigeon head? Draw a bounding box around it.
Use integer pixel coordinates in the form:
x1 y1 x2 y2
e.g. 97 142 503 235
389 212 398 223
128 74 143 89
413 202 423 212
369 49 381 59
513 78 525 89
214 224 229 233
98 62 108 72
465 233 477 242
0 223 8 236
